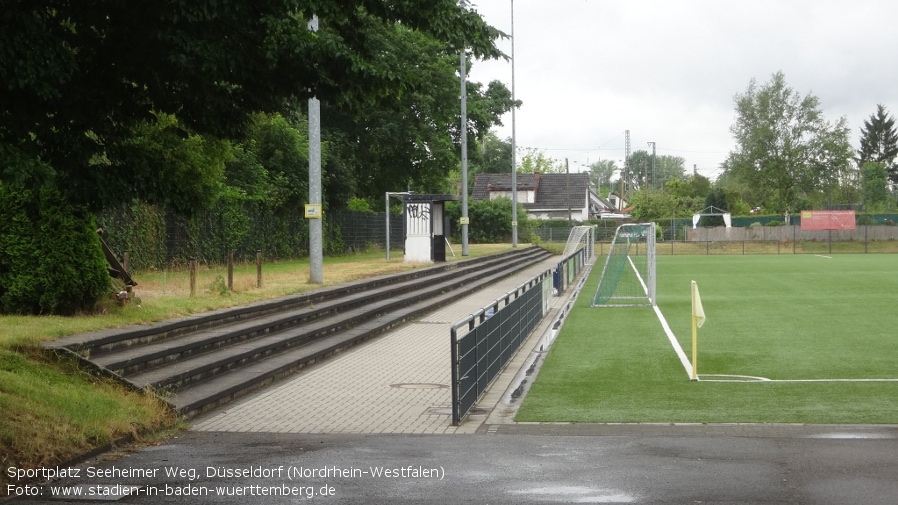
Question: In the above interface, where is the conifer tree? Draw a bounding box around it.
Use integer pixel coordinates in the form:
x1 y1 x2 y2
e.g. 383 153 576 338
857 104 898 185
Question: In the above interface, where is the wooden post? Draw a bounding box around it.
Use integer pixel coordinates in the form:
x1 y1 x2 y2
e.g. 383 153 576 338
227 251 234 291
123 251 131 292
189 258 197 297
256 250 262 288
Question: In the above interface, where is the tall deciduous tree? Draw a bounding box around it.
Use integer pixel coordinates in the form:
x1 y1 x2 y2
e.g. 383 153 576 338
320 21 516 200
723 72 853 212
625 151 684 192
476 133 514 176
0 0 504 314
588 160 617 194
517 148 564 173
0 0 504 210
857 104 898 186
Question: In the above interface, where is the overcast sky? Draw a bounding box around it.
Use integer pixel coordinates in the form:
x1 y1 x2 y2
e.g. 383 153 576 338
466 0 898 180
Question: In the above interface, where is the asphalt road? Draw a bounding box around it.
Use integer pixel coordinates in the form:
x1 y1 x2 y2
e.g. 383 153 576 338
8 424 898 504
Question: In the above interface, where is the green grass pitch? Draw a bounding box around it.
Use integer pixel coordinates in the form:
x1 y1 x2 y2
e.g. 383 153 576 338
516 254 898 424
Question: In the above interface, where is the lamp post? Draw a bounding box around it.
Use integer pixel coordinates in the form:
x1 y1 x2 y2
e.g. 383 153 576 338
510 0 518 247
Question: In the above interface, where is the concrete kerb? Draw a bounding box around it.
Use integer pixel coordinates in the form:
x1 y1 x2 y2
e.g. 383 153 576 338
469 258 595 428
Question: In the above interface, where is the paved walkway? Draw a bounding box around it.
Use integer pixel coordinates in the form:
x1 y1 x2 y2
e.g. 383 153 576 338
191 256 580 435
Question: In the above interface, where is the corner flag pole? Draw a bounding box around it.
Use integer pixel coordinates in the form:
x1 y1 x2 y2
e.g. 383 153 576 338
691 280 705 381
691 310 698 381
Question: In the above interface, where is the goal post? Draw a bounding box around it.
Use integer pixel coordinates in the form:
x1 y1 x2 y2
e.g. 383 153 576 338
591 222 656 307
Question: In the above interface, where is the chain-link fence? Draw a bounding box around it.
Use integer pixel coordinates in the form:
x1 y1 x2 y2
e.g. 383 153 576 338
97 203 403 271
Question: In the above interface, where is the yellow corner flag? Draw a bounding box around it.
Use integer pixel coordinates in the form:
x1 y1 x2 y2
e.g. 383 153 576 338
691 280 705 381
692 281 705 328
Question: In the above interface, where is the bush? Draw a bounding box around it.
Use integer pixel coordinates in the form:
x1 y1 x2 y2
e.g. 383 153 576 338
856 214 877 226
765 220 783 227
347 197 375 213
0 184 110 315
445 198 532 244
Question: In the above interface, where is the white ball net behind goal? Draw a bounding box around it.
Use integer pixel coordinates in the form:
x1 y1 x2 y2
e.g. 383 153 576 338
591 223 656 307
562 225 595 258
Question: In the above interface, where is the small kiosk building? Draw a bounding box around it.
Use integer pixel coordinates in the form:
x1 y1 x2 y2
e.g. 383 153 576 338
403 194 459 263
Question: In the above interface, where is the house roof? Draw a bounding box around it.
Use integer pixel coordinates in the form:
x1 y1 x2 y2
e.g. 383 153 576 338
472 173 540 200
472 172 614 214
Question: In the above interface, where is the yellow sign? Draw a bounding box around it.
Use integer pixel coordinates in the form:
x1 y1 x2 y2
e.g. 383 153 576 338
304 204 322 219
459 217 470 225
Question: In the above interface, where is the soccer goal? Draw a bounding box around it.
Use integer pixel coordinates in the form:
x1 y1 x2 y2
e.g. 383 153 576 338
591 222 656 307
562 225 595 259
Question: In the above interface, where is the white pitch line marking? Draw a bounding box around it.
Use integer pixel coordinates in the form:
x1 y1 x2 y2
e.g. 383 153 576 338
699 374 898 383
653 304 693 380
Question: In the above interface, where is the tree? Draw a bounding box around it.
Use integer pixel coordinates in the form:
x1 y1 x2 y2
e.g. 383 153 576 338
857 105 898 186
699 188 728 227
623 151 683 192
518 148 563 173
0 1 504 209
321 33 516 200
627 150 652 192
476 133 514 176
0 1 505 313
861 162 890 211
225 112 310 209
587 160 617 195
654 155 687 188
722 72 853 212
0 185 110 315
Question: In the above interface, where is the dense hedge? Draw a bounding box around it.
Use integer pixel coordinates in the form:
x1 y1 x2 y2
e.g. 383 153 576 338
0 185 110 315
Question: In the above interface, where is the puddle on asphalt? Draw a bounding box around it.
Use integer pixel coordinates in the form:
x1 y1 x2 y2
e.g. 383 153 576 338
510 486 636 503
806 432 897 439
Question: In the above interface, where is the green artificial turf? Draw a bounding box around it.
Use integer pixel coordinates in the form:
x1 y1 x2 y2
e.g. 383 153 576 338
517 254 898 424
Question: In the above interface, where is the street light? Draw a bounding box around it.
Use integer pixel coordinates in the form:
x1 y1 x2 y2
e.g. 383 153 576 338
510 0 518 247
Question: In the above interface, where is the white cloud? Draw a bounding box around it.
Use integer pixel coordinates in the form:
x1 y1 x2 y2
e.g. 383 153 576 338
468 0 898 179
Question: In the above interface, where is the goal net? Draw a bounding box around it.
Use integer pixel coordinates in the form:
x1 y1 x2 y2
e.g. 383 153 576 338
591 223 656 307
562 225 595 258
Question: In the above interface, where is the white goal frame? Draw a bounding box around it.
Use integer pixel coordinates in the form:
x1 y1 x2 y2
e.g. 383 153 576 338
591 222 656 307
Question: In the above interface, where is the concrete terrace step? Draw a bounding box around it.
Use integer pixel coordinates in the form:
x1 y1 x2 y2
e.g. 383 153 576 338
49 247 541 357
170 261 546 417
89 246 546 376
124 250 543 391
45 246 554 418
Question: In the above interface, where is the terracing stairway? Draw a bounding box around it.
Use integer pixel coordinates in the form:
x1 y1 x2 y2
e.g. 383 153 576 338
46 246 554 418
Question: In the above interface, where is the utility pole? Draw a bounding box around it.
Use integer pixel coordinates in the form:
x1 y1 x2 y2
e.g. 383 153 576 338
460 50 469 256
308 14 323 284
647 141 656 192
624 130 631 201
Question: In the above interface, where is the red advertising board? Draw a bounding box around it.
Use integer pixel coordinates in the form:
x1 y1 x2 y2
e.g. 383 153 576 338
800 210 856 231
